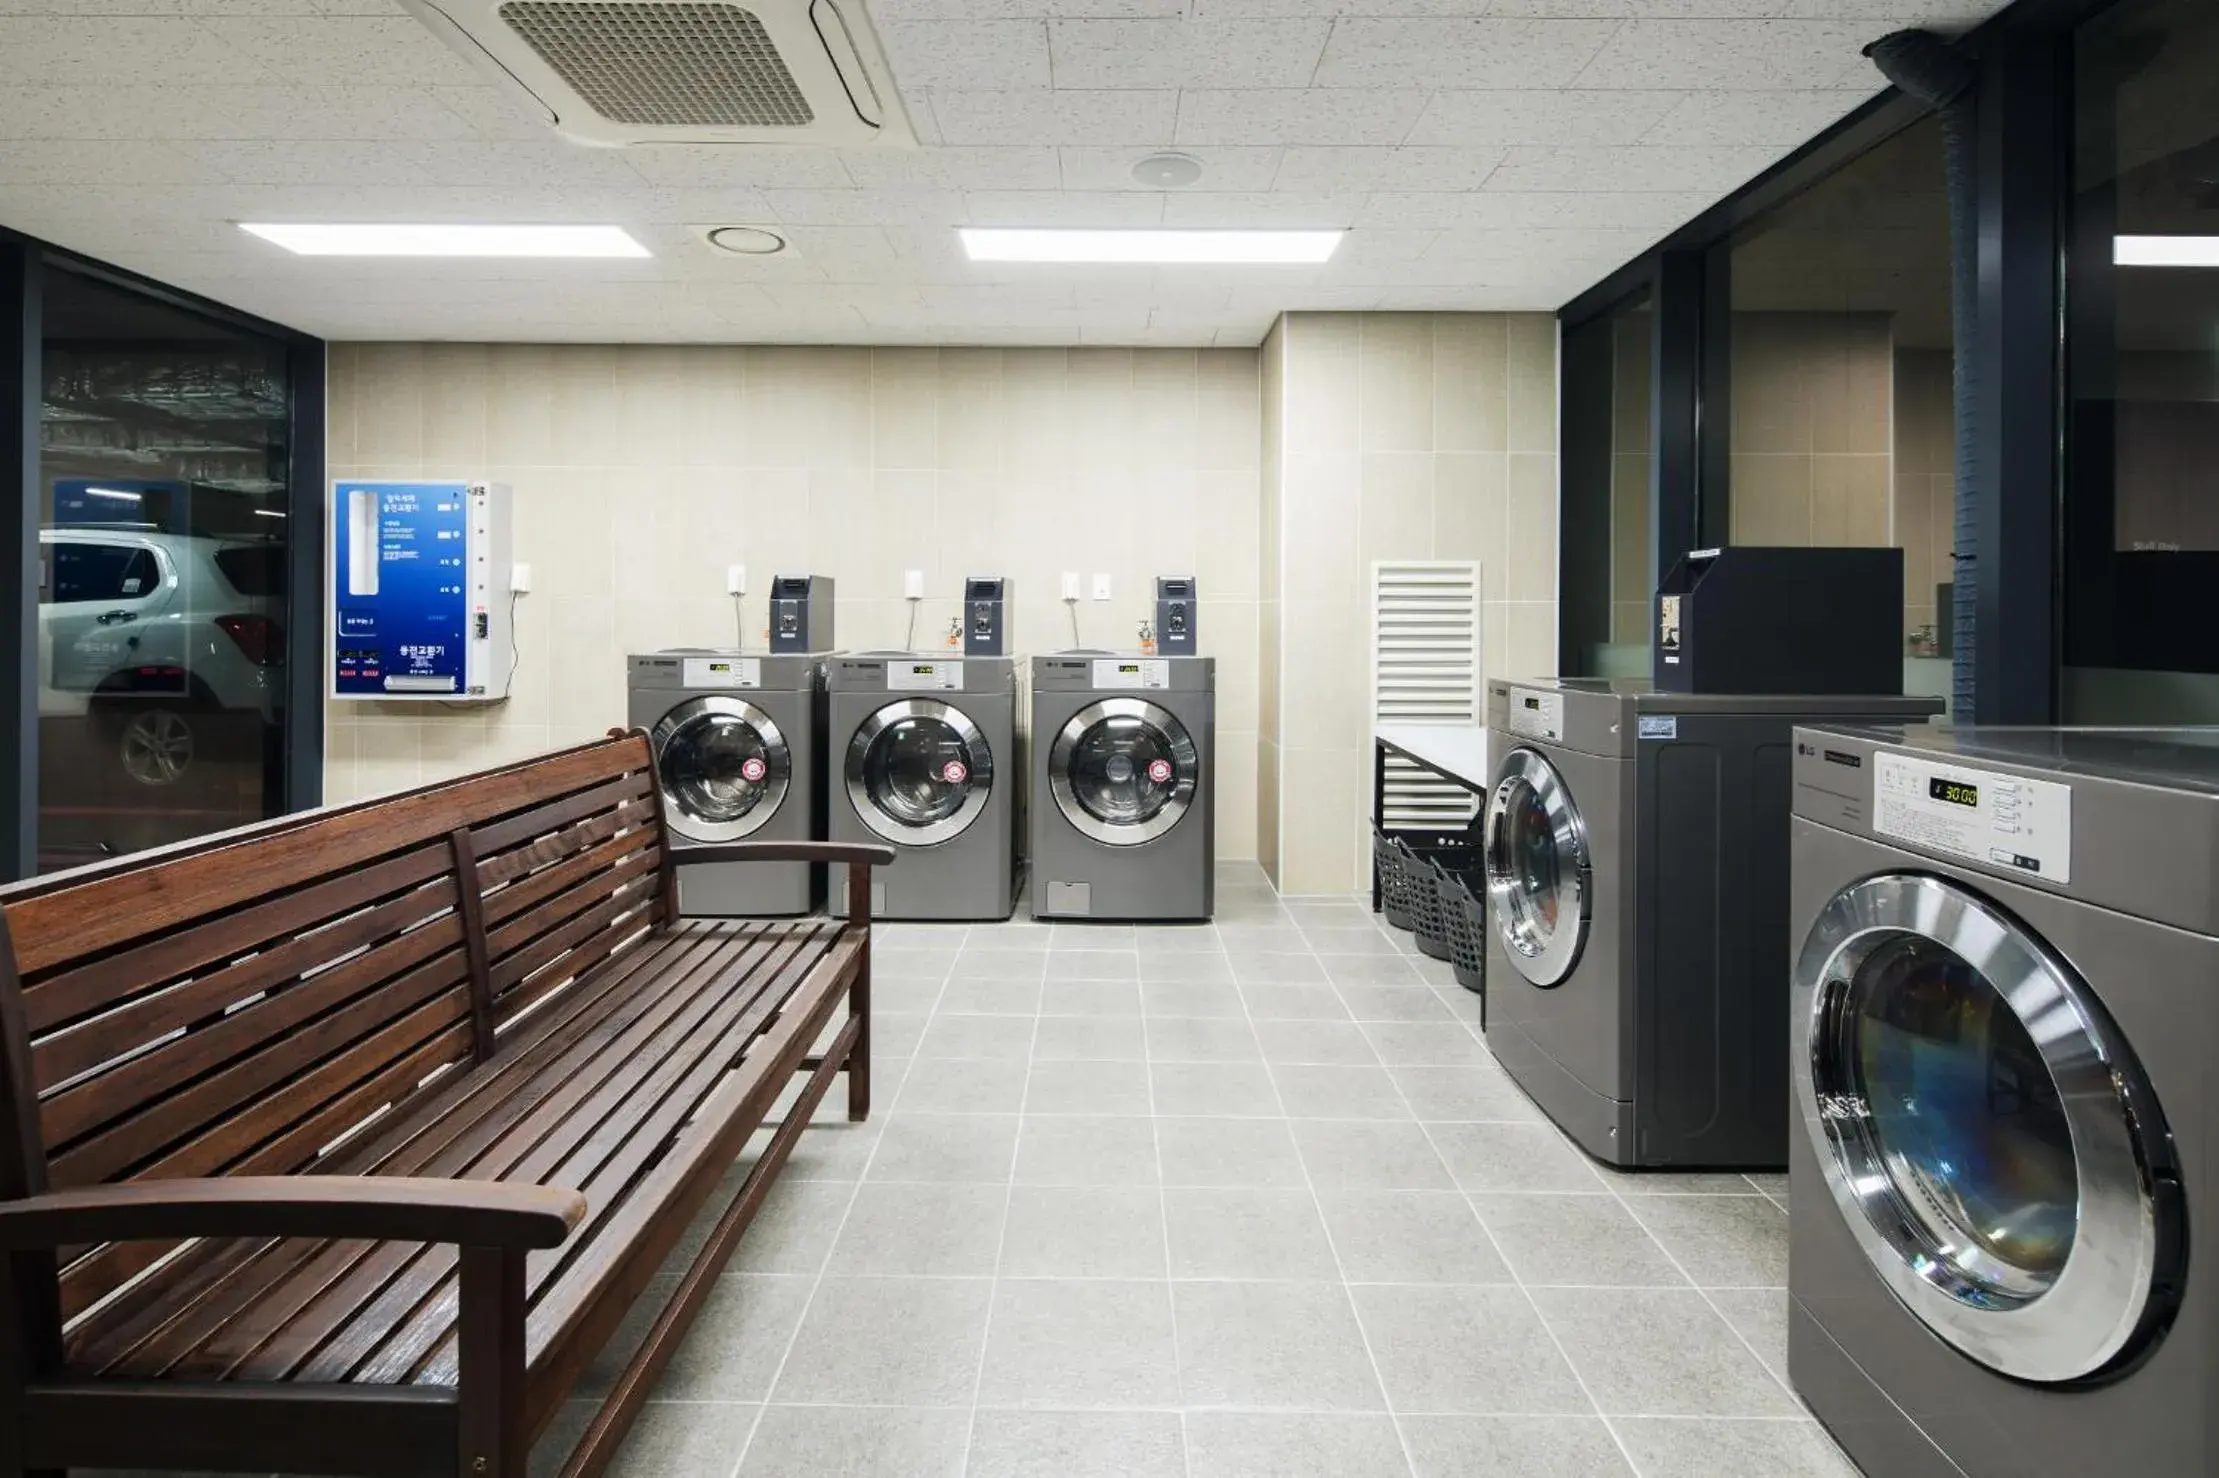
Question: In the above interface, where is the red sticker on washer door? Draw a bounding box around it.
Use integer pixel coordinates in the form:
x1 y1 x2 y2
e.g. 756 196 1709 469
942 759 968 785
740 757 768 783
1147 758 1174 784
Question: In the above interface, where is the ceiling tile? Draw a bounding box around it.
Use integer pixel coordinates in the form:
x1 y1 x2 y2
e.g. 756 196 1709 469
880 19 1052 88
0 139 233 186
1482 144 1783 194
1571 19 1892 90
840 146 1063 190
761 189 971 225
1358 189 1713 227
193 15 482 85
965 189 1166 225
170 139 439 186
1313 18 1619 89
1404 90 1681 148
870 0 1185 14
0 16 281 83
622 148 857 190
1047 18 1332 89
1058 145 1283 192
1174 88 1431 147
1639 88 1859 145
1158 190 1367 226
1273 145 1506 193
927 87 1178 145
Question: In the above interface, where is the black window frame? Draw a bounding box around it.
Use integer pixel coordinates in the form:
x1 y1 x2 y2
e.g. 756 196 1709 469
0 227 326 882
1558 0 2099 725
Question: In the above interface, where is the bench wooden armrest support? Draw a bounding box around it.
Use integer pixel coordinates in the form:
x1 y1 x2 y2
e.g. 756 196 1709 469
0 1178 586 1252
666 841 898 868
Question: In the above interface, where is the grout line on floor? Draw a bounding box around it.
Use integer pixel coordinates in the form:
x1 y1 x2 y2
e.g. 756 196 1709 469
954 978 1040 1474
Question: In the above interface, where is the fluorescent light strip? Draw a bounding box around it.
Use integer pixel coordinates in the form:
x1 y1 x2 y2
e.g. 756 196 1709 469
240 223 649 258
82 487 143 502
2114 235 2219 268
960 228 1343 265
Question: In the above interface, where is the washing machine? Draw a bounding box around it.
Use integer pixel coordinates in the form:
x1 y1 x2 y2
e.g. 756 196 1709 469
626 650 824 917
1788 724 2216 1477
1480 678 1942 1167
826 652 1017 920
1030 652 1213 921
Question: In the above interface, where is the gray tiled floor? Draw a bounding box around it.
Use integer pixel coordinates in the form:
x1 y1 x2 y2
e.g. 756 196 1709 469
533 861 1845 1478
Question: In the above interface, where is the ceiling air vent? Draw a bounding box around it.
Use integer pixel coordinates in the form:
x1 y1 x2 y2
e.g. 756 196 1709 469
401 0 915 147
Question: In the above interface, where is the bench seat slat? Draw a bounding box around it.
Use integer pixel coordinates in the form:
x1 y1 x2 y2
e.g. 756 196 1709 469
60 922 842 1388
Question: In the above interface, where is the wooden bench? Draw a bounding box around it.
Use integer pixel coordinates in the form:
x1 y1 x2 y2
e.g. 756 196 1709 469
0 731 893 1478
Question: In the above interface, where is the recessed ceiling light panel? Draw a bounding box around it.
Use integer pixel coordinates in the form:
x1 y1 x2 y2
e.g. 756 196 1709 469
959 228 1344 265
239 223 651 258
2115 235 2219 267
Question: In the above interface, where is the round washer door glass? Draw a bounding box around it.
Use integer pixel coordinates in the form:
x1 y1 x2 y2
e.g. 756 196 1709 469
1794 873 2181 1384
653 696 790 843
847 699 993 847
1482 748 1590 987
1050 698 1198 846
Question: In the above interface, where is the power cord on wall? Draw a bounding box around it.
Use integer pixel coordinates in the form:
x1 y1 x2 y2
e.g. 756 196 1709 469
905 596 921 652
439 589 522 711
1066 597 1082 649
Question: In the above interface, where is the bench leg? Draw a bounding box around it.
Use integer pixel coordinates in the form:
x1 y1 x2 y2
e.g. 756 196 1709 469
457 1246 528 1478
846 960 871 1122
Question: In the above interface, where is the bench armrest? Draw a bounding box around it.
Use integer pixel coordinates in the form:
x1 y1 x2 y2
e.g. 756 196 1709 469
670 841 898 869
0 1177 586 1252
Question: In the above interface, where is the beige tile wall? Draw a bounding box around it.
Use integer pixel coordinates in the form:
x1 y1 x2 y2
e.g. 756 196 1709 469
325 342 1265 859
1265 311 1559 895
1727 312 1893 549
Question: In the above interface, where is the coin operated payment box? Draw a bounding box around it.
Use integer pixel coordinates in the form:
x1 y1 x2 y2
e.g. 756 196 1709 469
964 576 1010 656
331 479 514 702
1154 576 1199 656
1654 546 1902 696
769 574 835 653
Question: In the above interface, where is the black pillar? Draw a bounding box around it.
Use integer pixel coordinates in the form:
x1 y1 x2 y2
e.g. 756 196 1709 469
0 243 37 882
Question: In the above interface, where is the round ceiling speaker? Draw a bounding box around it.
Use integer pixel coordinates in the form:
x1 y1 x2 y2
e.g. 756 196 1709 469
704 225 788 256
1131 153 1205 189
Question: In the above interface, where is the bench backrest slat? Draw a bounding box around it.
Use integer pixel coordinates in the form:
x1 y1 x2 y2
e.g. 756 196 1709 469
0 732 665 1320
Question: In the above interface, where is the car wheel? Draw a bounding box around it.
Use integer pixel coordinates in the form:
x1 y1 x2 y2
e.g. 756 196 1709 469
116 706 196 787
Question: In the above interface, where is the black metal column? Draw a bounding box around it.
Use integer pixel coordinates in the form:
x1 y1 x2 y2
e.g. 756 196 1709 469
1970 23 2066 724
0 244 37 882
283 338 326 814
1649 250 1706 686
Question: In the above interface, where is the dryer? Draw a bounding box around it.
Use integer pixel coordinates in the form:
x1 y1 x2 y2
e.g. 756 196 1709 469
626 650 823 917
1788 725 2215 1477
826 652 1017 921
1480 678 1941 1167
1030 652 1213 921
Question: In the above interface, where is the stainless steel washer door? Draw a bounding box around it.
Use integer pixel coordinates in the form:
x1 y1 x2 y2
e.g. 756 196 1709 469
1483 747 1591 987
1049 698 1198 846
847 699 994 847
1793 873 2181 1384
653 696 790 843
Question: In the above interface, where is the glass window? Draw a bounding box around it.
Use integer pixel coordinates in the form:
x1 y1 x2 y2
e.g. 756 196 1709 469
1717 116 1956 711
36 267 294 871
2063 0 2219 720
1558 289 1653 678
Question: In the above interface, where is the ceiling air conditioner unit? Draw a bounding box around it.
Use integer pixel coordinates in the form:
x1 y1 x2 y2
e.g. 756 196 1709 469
400 0 916 147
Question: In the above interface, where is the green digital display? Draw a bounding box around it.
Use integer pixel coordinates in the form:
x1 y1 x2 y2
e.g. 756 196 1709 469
1929 777 1979 808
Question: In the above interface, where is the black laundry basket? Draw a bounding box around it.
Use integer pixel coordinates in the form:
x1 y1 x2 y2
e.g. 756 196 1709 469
1440 864 1486 1017
1412 858 1456 960
1374 828 1422 932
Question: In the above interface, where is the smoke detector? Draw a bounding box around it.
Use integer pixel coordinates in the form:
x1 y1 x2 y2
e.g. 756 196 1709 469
400 0 917 147
701 225 789 255
1132 153 1204 188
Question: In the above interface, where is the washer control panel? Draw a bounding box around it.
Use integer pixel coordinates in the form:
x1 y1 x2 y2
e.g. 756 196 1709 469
683 656 760 689
1873 751 2073 884
1505 687 1564 742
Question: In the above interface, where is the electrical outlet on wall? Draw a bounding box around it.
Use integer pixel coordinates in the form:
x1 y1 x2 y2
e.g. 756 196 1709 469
726 564 747 597
509 563 531 594
1061 571 1082 601
903 569 926 599
1092 573 1112 601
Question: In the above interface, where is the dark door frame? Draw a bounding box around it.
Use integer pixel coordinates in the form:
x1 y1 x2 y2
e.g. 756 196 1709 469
0 229 326 883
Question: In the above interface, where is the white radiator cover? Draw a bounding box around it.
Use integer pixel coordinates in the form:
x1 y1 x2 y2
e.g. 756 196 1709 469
1370 560 1484 831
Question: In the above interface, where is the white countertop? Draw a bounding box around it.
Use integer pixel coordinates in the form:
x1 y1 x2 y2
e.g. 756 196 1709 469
1375 724 1493 787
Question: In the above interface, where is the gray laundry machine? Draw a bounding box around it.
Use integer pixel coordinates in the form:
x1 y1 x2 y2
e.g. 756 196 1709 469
827 652 1017 921
1030 652 1214 921
626 649 824 917
1480 678 1941 1168
1787 724 2217 1477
